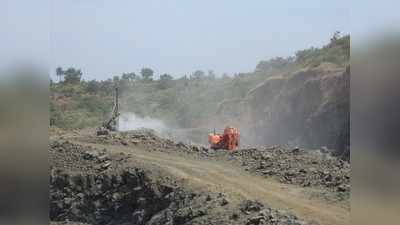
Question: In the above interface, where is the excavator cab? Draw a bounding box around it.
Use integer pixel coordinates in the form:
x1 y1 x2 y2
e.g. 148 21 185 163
208 126 239 151
208 133 221 145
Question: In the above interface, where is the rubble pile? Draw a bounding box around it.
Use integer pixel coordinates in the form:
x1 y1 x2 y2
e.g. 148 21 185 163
51 222 91 225
90 129 209 154
50 140 125 173
231 147 350 194
50 140 313 225
81 129 350 196
245 208 317 225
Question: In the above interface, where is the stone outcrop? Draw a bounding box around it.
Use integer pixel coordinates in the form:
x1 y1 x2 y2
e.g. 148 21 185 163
217 64 350 160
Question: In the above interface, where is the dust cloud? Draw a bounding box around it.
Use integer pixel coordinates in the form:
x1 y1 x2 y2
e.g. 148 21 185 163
118 112 167 133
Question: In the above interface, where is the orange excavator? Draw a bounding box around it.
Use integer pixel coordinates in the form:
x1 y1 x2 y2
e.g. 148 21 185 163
208 126 240 151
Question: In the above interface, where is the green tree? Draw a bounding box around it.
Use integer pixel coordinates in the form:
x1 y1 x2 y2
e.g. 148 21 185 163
330 31 341 44
160 73 173 81
56 67 64 82
158 73 174 89
190 70 205 80
122 72 136 81
141 68 154 81
86 80 100 94
99 79 114 95
113 75 120 84
64 67 82 84
255 57 294 73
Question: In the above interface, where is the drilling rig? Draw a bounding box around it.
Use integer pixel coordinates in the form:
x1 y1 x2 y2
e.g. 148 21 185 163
97 87 120 135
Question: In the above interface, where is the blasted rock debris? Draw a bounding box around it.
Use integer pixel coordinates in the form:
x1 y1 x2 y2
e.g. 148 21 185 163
82 129 208 154
78 129 350 196
50 140 314 225
230 147 350 195
50 140 119 173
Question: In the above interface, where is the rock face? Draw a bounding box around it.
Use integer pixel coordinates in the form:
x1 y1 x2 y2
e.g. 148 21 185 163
49 141 225 225
50 169 173 225
217 64 350 160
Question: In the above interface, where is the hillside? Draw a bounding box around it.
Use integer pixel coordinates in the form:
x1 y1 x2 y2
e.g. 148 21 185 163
50 34 350 157
217 63 350 159
49 34 350 225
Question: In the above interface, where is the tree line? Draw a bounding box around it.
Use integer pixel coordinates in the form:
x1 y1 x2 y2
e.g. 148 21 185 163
51 66 225 96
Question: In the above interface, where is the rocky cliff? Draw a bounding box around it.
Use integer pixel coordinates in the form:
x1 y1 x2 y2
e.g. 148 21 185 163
217 63 350 159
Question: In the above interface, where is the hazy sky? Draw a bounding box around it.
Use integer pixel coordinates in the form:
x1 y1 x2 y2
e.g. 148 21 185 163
8 0 400 80
47 0 352 80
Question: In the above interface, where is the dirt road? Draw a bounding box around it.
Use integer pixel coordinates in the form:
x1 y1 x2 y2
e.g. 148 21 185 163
77 141 349 225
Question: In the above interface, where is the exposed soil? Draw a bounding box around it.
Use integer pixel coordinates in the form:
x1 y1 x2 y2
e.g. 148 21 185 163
50 128 350 225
